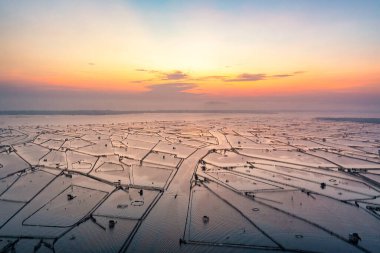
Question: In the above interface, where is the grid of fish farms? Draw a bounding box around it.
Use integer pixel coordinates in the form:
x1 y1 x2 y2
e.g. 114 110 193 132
1 117 380 253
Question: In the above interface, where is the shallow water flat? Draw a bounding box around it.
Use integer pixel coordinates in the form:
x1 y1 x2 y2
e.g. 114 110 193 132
0 114 380 253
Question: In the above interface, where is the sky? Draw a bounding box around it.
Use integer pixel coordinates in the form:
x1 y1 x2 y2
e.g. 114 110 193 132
0 0 379 112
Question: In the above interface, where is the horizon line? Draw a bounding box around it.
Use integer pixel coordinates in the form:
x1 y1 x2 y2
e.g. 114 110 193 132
1 109 380 116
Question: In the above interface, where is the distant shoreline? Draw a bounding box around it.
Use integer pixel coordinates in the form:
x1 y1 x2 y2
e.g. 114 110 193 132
317 117 380 124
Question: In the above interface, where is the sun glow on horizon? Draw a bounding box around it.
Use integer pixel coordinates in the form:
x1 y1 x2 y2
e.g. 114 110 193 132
1 0 379 111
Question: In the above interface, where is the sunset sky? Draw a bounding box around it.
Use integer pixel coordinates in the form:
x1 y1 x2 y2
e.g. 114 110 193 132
1 0 379 111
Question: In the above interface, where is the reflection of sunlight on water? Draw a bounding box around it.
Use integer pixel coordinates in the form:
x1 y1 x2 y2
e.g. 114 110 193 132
0 113 262 126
